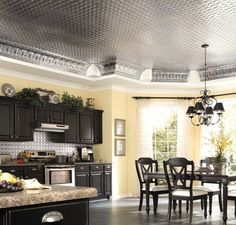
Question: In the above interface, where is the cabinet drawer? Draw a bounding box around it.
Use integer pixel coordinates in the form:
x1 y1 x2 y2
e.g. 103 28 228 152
8 200 88 225
90 164 103 171
104 164 112 171
0 166 24 175
25 165 43 174
75 164 90 172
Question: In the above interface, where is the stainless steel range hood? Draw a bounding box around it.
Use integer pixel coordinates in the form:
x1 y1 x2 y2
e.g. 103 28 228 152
35 123 69 133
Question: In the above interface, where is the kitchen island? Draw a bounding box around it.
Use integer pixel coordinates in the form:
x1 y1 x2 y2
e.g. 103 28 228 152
0 185 97 225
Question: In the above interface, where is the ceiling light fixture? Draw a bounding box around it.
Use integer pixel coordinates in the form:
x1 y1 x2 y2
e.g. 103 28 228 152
186 44 225 126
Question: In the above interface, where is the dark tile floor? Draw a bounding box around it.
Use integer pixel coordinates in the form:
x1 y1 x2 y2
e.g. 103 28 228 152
90 197 236 225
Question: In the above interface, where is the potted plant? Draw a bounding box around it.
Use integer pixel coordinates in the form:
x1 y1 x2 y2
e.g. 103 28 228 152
209 127 232 173
61 91 83 109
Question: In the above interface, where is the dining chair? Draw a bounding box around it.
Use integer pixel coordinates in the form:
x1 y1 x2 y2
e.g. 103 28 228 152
197 158 223 215
163 157 208 224
135 157 169 214
227 190 236 217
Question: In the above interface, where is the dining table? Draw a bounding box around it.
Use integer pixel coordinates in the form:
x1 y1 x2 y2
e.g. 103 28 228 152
143 171 236 224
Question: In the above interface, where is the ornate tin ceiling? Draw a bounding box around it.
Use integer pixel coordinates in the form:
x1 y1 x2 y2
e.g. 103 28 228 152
0 0 236 82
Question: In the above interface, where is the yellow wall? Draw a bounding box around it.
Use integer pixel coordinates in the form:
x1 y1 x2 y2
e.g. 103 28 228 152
0 74 202 199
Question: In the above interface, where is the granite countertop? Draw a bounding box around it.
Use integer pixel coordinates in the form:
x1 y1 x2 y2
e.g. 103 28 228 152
0 186 97 209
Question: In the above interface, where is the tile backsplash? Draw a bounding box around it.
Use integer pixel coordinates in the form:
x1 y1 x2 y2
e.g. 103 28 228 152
0 132 81 158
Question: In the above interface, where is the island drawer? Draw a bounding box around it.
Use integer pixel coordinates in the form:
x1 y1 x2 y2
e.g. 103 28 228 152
90 164 103 171
75 164 90 172
7 200 88 225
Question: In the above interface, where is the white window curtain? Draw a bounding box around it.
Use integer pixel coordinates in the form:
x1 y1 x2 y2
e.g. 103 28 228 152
133 99 196 196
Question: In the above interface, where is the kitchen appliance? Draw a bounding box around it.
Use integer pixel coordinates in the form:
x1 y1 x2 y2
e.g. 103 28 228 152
24 150 56 159
45 164 75 186
34 123 69 132
0 154 10 164
77 147 94 162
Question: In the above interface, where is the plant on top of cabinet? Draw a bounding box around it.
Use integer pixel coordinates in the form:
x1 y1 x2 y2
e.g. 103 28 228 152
15 88 43 106
61 91 83 109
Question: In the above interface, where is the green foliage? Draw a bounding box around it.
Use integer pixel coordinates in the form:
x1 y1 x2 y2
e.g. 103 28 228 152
15 88 42 106
61 91 83 108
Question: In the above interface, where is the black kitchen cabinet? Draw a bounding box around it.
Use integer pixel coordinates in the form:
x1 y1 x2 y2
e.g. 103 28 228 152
93 110 103 144
0 99 14 140
15 102 34 141
0 166 24 179
35 106 64 124
80 110 94 144
90 164 103 196
24 165 44 184
104 164 112 198
75 163 112 199
5 200 88 225
64 110 80 143
75 164 90 187
0 97 33 141
0 165 44 183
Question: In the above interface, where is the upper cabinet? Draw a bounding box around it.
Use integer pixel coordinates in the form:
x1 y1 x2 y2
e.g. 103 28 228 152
64 110 80 143
80 110 94 144
35 106 64 124
93 110 103 144
0 96 103 144
0 97 33 141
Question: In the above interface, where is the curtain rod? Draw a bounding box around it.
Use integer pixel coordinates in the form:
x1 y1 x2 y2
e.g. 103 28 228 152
132 92 236 100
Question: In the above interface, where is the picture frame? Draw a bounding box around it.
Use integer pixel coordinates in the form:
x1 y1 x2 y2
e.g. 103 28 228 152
115 119 126 137
115 138 126 156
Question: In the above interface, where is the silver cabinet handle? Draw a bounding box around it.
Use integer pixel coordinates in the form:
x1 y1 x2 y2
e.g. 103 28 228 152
42 211 63 223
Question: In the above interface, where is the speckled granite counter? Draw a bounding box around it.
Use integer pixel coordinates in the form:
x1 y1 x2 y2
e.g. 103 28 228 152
0 186 97 209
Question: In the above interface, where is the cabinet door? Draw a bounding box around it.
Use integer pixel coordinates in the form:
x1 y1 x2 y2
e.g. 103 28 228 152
34 107 49 122
104 171 112 197
24 166 44 184
64 110 79 143
15 103 33 141
80 111 94 144
0 166 24 179
90 171 103 196
93 110 103 144
0 100 14 140
75 173 90 187
8 200 88 225
50 108 64 124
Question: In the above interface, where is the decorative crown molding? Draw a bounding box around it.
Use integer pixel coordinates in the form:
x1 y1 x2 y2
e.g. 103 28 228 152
152 70 188 82
99 60 144 79
0 42 89 75
198 64 236 81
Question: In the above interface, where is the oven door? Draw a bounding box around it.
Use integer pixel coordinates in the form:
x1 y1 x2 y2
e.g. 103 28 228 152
45 166 75 186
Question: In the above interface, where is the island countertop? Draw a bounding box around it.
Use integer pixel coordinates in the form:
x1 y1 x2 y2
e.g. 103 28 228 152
0 186 97 209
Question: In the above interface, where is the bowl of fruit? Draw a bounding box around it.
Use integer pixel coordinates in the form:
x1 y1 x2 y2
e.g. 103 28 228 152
0 170 24 193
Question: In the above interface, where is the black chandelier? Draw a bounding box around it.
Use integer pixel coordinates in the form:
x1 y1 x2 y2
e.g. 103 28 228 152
186 44 225 126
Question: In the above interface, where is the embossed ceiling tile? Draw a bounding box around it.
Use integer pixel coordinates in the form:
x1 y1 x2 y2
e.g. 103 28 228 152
1 0 236 80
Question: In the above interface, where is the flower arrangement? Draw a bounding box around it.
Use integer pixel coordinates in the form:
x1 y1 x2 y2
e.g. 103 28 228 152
209 128 232 163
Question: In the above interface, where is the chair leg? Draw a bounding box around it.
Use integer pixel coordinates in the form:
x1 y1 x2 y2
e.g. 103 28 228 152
178 200 182 215
219 192 223 212
153 193 158 214
204 197 208 219
208 194 213 215
168 197 172 220
138 192 143 211
234 200 236 217
201 199 203 210
186 200 189 212
173 200 177 213
189 200 193 224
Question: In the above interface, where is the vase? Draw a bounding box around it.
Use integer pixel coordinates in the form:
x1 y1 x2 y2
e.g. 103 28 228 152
212 163 226 175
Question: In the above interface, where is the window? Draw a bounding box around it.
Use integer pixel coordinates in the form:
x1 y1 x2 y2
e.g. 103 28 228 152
152 111 177 169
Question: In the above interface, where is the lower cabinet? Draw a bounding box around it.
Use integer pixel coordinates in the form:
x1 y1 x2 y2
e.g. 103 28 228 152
4 200 88 225
75 163 112 199
0 165 44 184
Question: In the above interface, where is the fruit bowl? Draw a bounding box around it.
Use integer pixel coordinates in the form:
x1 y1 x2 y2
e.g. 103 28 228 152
0 180 24 193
